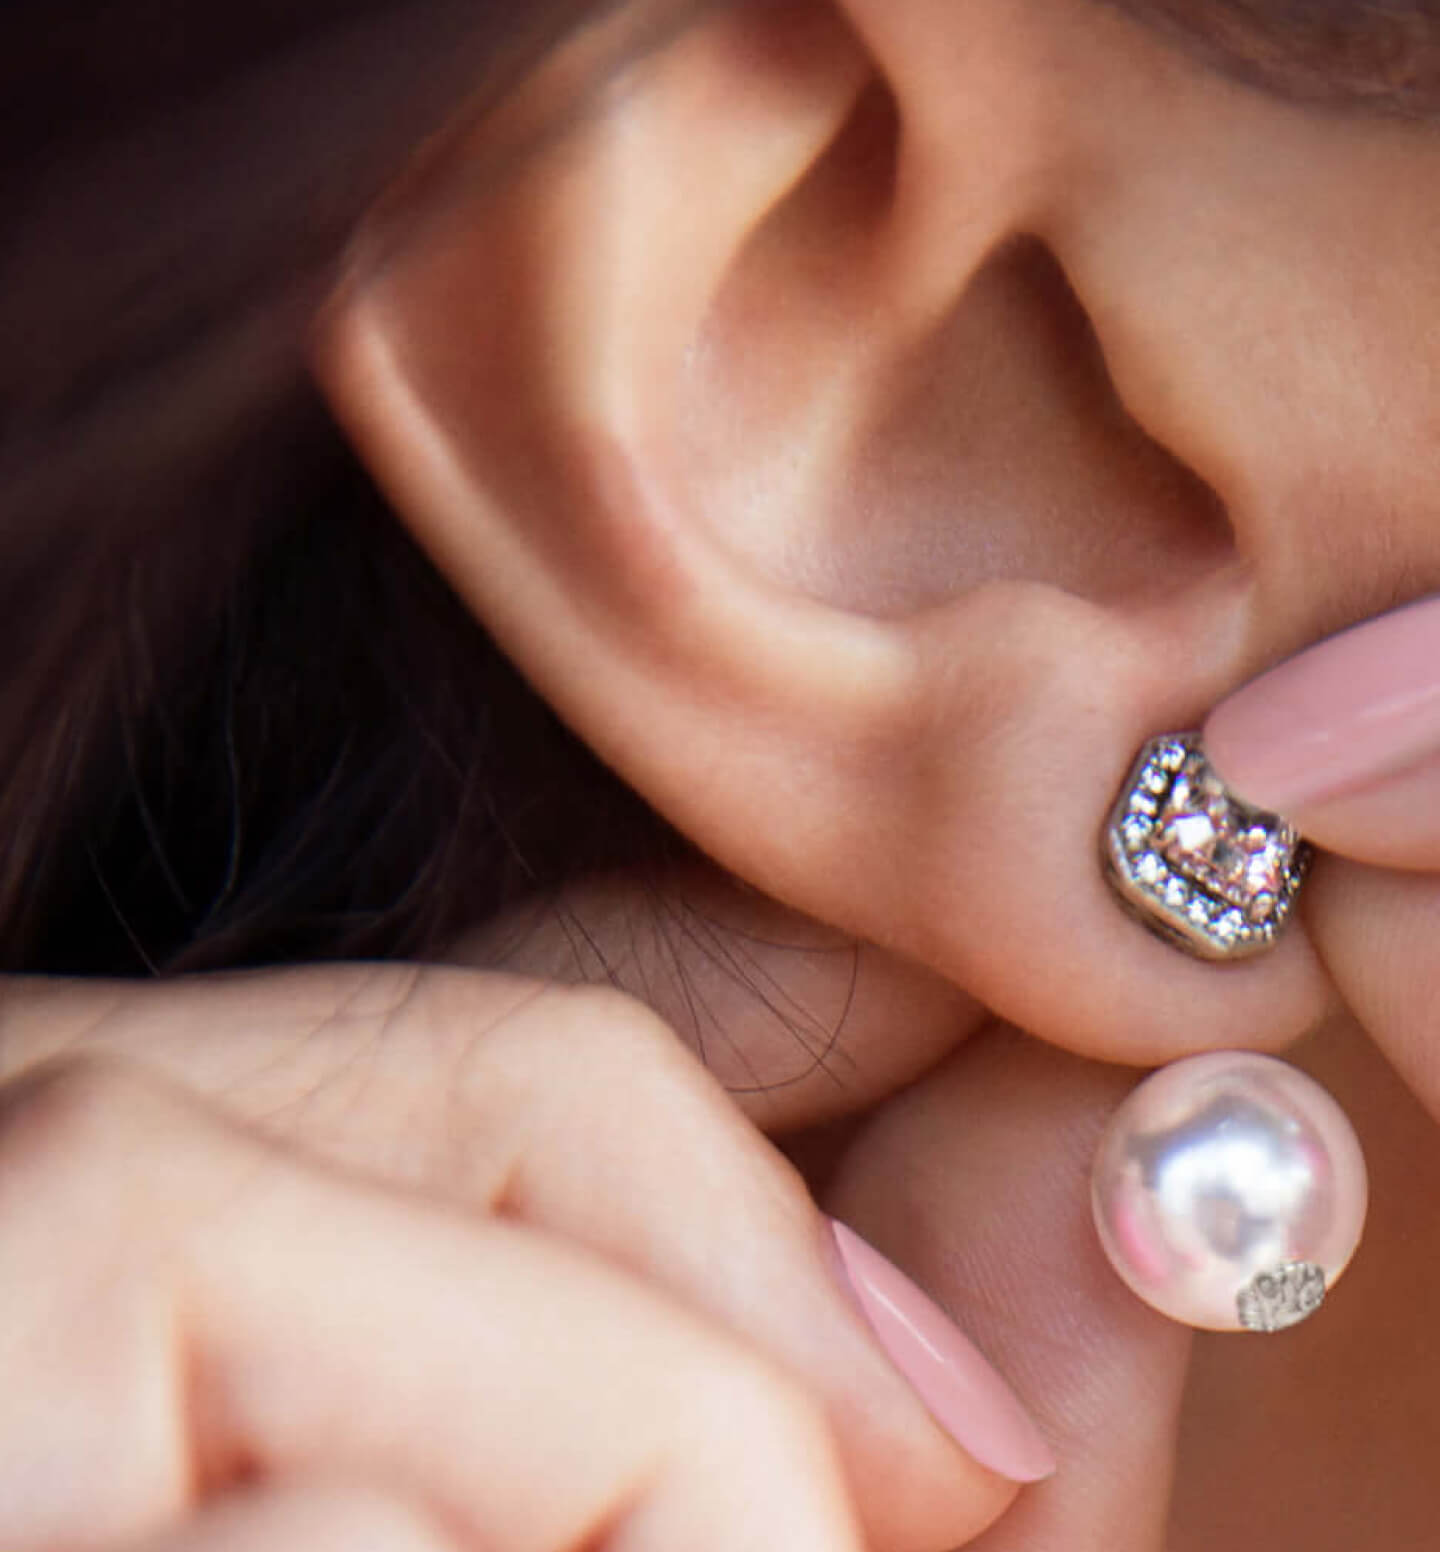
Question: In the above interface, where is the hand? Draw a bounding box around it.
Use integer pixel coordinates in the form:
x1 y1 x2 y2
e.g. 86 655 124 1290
1061 600 1440 1549
0 966 1033 1552
817 1028 1192 1552
1203 595 1440 1120
811 598 1440 1551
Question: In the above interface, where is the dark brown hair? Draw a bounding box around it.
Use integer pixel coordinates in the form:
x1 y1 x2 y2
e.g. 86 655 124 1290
1107 0 1440 114
0 0 688 973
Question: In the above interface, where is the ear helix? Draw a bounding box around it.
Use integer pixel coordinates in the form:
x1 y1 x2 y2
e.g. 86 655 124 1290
316 0 1335 1070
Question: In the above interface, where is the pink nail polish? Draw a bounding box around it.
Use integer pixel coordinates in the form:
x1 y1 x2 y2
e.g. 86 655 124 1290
1203 595 1440 812
829 1219 1056 1484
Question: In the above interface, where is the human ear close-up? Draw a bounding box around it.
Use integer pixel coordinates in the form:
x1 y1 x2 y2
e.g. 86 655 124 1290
7 0 1440 1549
320 0 1440 1094
314 13 1440 1535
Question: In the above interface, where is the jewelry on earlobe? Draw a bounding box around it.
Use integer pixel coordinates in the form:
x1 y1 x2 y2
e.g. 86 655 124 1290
1102 733 1310 961
1091 1051 1367 1333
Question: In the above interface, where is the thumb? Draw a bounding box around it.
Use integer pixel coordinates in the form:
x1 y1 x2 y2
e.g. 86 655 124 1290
823 1025 1191 1552
1203 596 1440 1122
1202 593 1440 870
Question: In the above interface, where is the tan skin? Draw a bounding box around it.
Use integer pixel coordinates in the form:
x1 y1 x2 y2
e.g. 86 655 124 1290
5 0 1440 1546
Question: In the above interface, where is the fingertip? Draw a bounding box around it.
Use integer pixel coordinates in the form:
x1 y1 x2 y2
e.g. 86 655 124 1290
829 1218 1057 1486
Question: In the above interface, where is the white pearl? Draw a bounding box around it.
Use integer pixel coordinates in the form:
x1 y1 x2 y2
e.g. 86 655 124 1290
1091 1052 1367 1332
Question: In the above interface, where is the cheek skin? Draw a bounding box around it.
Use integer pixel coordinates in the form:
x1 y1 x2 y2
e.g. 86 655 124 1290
1046 39 1440 652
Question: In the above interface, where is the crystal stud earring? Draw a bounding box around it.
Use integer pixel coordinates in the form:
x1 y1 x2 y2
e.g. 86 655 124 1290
1091 1051 1367 1332
1103 733 1310 960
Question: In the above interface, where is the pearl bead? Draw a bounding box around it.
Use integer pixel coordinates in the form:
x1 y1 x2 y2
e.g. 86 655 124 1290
1091 1052 1367 1332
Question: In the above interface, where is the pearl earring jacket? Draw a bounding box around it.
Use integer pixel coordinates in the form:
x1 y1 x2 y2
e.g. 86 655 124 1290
1091 1051 1367 1333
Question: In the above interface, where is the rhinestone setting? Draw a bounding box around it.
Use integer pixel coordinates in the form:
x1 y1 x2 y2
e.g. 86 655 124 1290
1236 1261 1327 1333
1103 734 1310 960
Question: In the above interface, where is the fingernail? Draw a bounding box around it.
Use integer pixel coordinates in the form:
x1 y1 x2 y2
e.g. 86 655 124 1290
1203 595 1440 812
829 1219 1056 1484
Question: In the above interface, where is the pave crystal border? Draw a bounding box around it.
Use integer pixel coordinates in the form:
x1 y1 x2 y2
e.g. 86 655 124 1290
1236 1261 1327 1333
1102 733 1311 962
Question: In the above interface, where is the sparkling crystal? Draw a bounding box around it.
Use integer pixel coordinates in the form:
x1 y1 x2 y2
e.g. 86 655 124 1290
1245 843 1286 896
1167 812 1216 853
1122 816 1150 850
1236 1262 1326 1333
1153 750 1303 921
1105 734 1310 960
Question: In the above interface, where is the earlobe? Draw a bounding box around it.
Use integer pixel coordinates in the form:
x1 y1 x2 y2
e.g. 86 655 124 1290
317 0 1338 1067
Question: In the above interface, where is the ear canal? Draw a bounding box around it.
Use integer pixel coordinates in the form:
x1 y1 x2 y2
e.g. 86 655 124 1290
319 0 1332 1067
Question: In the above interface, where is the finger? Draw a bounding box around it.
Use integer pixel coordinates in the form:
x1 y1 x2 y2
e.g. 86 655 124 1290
0 968 1032 1550
1306 856 1440 1118
0 1058 860 1552
125 1484 460 1552
1203 594 1440 869
825 1025 1192 1552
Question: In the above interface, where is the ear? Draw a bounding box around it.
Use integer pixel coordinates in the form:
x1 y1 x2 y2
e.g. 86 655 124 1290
317 0 1440 1064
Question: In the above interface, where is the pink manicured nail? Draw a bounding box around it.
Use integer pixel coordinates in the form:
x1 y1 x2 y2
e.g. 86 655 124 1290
829 1219 1055 1484
1204 595 1440 812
